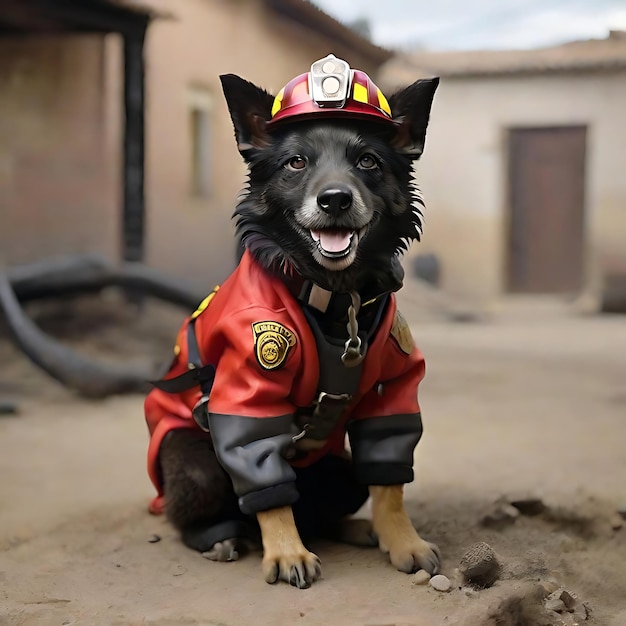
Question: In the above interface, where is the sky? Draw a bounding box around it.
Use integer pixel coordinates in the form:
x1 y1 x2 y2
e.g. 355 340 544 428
311 0 626 51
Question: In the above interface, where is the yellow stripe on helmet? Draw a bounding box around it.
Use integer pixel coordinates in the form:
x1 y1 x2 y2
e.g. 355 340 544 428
271 88 285 118
352 82 368 104
377 90 391 116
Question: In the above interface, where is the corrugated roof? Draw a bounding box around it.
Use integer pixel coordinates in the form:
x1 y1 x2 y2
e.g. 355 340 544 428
380 31 626 85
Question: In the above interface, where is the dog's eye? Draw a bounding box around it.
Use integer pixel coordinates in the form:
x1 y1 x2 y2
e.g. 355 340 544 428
286 156 307 171
357 154 378 170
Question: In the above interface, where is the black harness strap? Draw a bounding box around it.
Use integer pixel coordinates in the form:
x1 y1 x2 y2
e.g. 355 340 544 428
186 320 203 369
294 290 390 442
295 307 364 441
150 364 215 394
151 321 215 394
151 320 215 431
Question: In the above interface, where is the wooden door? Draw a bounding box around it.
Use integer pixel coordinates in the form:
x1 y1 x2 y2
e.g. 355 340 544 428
507 126 587 293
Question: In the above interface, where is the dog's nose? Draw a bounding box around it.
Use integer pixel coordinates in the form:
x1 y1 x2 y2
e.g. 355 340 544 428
317 185 353 214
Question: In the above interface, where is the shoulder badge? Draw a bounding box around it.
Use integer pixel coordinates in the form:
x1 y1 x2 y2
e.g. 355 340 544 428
390 310 414 354
191 285 220 319
252 321 296 370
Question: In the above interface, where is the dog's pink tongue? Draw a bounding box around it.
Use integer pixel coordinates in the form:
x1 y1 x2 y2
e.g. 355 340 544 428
313 230 352 252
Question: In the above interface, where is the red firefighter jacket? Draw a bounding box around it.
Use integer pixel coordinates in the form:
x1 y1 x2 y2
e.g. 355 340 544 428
145 250 425 516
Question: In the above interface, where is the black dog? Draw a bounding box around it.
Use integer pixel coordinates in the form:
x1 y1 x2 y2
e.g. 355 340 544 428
145 55 439 589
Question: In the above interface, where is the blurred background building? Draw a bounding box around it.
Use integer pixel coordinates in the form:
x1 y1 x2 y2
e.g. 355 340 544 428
0 0 390 291
1 0 624 307
380 32 626 299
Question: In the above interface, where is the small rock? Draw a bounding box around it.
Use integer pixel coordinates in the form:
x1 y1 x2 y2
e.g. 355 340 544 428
544 610 563 622
463 587 480 598
539 579 560 595
458 542 501 588
545 597 567 613
411 569 431 585
429 574 451 592
148 534 161 543
573 602 591 621
545 588 580 614
558 588 578 610
509 497 546 516
481 500 520 529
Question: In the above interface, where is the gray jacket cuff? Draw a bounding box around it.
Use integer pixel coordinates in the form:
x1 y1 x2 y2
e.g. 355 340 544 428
208 412 298 512
238 482 299 515
347 413 423 485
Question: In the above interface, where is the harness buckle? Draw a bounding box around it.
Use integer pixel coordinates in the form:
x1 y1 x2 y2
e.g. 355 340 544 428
292 423 310 443
292 391 354 443
191 394 211 432
311 390 353 428
314 391 352 412
341 335 365 367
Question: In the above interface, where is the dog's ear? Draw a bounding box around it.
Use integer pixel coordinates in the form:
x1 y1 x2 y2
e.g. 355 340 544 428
388 77 439 158
220 74 275 156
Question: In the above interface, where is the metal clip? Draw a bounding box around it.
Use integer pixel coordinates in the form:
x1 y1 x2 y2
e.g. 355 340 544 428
341 335 364 366
292 423 310 442
191 394 210 432
314 391 352 412
303 391 353 440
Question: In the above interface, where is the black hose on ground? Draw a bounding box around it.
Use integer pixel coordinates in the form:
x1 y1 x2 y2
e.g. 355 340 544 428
0 256 206 398
0 271 153 398
8 254 204 309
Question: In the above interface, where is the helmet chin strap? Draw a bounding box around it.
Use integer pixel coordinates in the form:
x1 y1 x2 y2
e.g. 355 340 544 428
305 283 366 368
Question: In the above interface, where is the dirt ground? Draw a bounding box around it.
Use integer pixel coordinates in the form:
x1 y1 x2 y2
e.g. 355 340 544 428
1 291 625 625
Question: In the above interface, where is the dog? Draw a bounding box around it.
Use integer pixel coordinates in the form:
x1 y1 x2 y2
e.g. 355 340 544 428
144 54 440 589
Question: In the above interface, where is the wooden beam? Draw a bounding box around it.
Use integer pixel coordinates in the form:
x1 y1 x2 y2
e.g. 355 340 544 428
122 27 147 263
28 0 150 35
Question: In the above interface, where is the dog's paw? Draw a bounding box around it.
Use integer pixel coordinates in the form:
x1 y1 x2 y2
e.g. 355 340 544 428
201 538 241 562
262 548 322 589
387 538 441 575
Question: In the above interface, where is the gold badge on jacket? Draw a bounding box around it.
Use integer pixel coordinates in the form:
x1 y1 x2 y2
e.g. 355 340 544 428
252 321 297 370
390 310 415 354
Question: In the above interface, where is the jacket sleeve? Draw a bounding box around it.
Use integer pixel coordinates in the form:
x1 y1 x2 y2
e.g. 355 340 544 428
207 310 301 515
347 332 426 486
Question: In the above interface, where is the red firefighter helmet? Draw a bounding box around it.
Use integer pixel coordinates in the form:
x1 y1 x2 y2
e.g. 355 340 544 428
268 54 395 128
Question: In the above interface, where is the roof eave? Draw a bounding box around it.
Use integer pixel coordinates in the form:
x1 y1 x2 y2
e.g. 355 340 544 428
428 61 626 78
264 0 393 66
